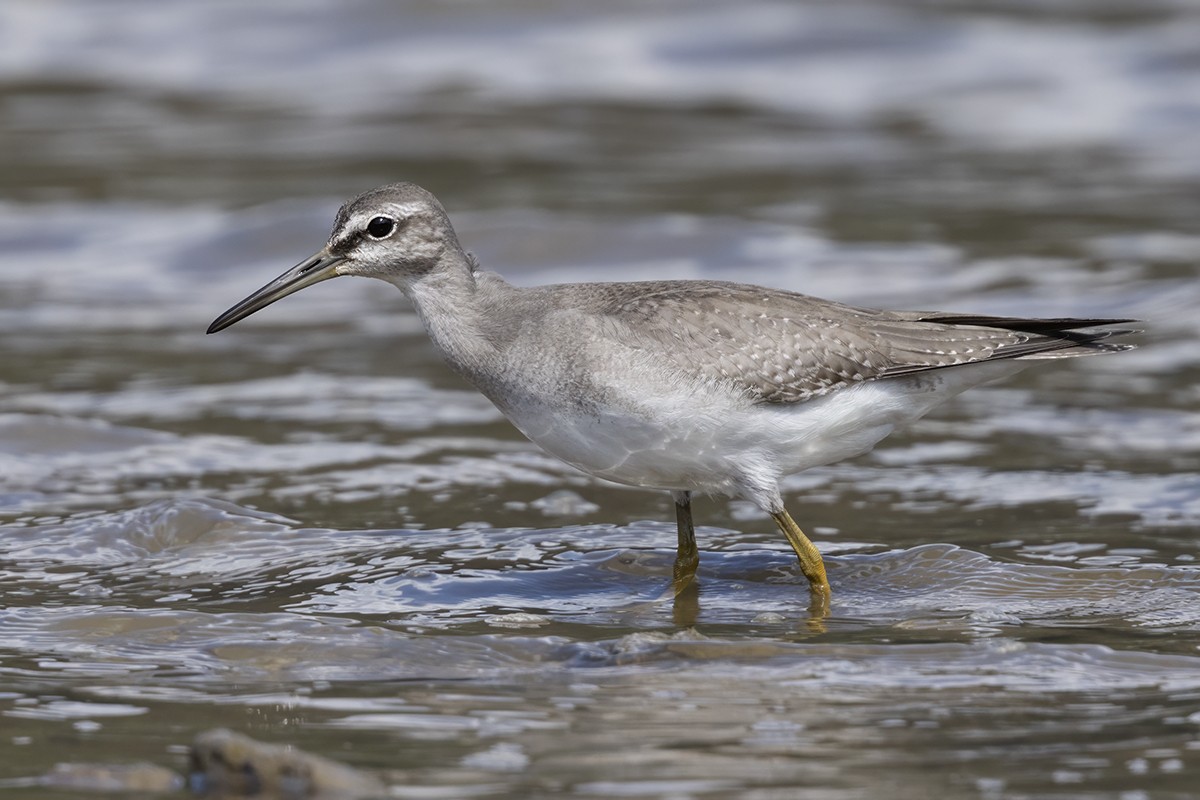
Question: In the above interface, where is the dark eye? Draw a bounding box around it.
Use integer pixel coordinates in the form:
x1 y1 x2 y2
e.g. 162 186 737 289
366 216 396 239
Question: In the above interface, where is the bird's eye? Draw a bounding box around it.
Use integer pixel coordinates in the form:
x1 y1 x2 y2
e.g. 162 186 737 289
366 216 396 239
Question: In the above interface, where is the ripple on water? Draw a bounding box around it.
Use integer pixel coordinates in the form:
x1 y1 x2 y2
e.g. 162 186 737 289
10 374 501 430
570 630 1200 693
6 1 1199 164
4 499 1200 797
831 544 1200 634
808 462 1200 531
0 497 294 566
0 409 573 516
3 499 1198 691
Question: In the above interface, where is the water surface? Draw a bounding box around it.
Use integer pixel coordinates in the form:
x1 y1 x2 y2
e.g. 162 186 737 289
1 1 1199 797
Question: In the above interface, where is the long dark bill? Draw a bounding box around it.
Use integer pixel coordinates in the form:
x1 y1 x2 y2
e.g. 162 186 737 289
207 252 346 334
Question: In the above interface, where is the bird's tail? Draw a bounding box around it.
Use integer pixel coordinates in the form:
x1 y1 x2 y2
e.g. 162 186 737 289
917 314 1139 358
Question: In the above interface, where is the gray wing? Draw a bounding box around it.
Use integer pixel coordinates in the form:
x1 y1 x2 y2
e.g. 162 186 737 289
599 281 1134 404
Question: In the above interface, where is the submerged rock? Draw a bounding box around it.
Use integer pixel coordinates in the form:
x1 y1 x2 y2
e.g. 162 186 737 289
42 761 183 793
190 728 385 799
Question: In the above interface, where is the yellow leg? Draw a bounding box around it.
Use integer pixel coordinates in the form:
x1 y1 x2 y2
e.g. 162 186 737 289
671 491 700 597
770 508 831 613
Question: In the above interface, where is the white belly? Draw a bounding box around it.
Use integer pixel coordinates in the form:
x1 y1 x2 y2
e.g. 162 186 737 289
502 360 1025 503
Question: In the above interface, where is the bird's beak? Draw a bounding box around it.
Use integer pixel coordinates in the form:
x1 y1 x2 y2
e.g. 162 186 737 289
207 251 346 334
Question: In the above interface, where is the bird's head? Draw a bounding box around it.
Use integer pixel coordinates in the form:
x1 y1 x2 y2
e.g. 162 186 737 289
208 183 463 334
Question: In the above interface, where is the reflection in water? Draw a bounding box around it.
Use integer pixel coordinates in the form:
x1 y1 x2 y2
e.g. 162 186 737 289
1 0 1199 796
1 428 1196 792
3 497 1199 669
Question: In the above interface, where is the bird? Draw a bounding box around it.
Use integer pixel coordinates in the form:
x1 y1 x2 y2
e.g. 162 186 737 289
208 182 1136 612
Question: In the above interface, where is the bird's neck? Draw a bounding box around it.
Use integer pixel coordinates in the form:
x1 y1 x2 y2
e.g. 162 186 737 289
402 258 512 379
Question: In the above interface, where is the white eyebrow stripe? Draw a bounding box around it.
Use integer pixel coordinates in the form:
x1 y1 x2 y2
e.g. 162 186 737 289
343 204 419 232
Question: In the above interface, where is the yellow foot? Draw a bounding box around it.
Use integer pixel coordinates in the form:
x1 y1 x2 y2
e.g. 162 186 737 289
670 549 699 597
770 509 831 617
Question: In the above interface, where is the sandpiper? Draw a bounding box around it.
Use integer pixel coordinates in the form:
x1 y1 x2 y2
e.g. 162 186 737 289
208 183 1135 611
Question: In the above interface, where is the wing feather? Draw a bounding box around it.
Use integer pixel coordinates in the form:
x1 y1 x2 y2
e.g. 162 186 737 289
599 281 1134 404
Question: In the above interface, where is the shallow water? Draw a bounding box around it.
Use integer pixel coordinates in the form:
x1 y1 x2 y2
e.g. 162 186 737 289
2 1 1199 797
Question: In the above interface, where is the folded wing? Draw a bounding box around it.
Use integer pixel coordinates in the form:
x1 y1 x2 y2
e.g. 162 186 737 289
605 281 1136 404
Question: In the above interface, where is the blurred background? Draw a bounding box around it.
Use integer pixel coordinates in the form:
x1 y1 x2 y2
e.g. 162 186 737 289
1 1 1199 798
